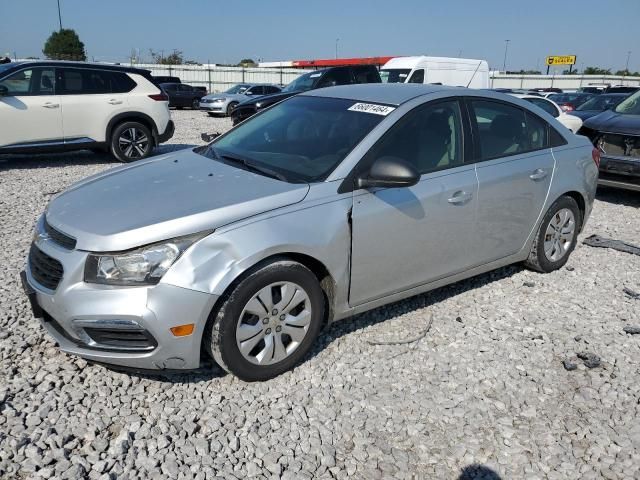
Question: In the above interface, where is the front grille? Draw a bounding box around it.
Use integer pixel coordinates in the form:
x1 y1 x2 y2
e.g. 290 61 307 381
83 327 157 351
44 220 76 250
29 245 64 290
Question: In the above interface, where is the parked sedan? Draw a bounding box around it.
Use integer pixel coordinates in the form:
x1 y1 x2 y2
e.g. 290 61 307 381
579 90 640 191
160 82 206 109
547 93 594 112
568 93 628 121
23 85 597 381
510 94 583 133
199 84 281 117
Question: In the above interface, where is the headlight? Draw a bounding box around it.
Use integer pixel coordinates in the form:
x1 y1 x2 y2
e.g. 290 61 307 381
84 232 210 286
213 97 226 103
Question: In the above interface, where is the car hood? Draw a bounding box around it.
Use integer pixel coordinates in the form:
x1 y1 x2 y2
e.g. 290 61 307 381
45 149 310 252
568 110 602 121
236 91 299 109
583 110 640 135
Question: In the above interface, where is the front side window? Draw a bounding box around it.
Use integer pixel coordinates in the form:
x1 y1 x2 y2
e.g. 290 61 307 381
281 72 319 93
201 96 386 182
380 69 411 83
317 69 351 88
408 69 425 84
363 100 463 175
246 86 264 95
0 68 55 96
471 100 528 160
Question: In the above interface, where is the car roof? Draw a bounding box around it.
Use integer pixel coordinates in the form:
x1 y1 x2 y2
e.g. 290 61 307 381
302 83 457 106
0 60 151 75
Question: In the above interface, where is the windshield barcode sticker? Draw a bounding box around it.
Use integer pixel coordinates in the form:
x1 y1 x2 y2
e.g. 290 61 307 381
348 103 395 116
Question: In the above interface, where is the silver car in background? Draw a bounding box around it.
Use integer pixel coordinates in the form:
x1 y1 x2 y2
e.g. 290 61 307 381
23 84 599 381
199 83 281 117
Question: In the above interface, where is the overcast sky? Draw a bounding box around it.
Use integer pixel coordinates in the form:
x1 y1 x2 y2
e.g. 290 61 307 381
1 0 638 72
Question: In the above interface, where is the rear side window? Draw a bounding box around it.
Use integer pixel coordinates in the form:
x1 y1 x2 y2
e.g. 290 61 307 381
0 68 55 96
525 112 548 150
408 69 425 84
470 100 527 160
57 68 136 94
353 67 380 84
264 86 280 94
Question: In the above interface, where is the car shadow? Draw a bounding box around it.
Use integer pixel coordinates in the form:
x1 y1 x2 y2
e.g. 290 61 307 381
97 356 226 384
307 264 522 361
458 464 503 479
596 186 640 208
0 144 197 171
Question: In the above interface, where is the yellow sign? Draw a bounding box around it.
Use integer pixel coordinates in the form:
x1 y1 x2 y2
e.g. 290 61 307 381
546 55 577 66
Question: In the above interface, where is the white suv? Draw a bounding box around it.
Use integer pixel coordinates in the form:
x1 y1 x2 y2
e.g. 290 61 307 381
0 61 174 162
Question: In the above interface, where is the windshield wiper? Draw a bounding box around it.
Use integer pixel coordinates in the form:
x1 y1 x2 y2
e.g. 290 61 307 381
210 147 288 182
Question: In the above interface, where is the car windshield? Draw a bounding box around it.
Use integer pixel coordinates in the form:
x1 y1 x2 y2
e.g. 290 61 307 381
225 84 250 94
281 71 320 93
615 90 640 115
199 96 387 182
577 94 626 111
380 69 411 83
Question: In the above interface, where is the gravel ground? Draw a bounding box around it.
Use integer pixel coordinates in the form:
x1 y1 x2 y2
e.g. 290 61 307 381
1 110 639 479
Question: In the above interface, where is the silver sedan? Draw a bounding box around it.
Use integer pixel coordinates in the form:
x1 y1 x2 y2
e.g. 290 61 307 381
199 83 281 116
24 84 598 381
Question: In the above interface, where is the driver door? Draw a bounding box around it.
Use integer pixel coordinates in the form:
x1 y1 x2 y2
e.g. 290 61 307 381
0 67 63 148
349 99 479 306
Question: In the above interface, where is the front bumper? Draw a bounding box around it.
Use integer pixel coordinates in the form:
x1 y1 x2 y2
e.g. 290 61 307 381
23 222 218 370
199 102 226 112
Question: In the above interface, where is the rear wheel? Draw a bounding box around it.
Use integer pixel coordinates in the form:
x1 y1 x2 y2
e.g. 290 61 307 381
205 260 324 381
525 196 581 273
110 121 153 163
226 101 238 116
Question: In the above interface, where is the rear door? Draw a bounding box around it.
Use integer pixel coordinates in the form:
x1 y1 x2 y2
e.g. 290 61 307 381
349 99 479 305
57 67 132 143
0 67 62 148
469 98 555 263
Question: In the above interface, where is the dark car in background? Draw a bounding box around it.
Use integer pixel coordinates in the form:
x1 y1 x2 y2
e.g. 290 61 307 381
568 93 628 121
152 75 181 84
579 90 640 191
160 82 206 109
547 92 594 112
231 65 381 125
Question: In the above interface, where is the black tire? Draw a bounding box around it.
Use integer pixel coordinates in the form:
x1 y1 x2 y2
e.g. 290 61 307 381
524 195 582 273
192 98 200 110
226 102 238 116
205 260 325 381
109 121 153 163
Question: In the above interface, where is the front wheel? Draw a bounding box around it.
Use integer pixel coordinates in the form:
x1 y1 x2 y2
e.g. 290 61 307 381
110 122 153 163
226 102 238 116
192 98 200 109
525 195 581 273
205 261 325 381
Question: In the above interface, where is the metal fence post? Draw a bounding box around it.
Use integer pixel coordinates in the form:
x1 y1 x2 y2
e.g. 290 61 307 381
242 67 245 83
208 64 211 93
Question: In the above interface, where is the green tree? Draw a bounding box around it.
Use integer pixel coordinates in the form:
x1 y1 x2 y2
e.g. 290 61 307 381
583 66 611 75
614 69 631 76
149 49 184 65
238 58 257 67
43 29 86 61
562 69 579 75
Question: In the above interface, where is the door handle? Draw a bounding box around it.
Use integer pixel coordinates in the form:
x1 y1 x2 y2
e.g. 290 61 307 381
108 99 123 105
42 102 59 109
447 191 473 205
529 168 548 181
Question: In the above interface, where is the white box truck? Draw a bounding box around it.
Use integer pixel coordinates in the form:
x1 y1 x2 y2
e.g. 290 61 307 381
381 56 489 89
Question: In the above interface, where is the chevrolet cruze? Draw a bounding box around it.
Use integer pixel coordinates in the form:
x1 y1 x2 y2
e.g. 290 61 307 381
23 84 598 381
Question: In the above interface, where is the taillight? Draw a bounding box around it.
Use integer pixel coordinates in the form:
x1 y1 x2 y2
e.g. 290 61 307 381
592 147 601 168
148 93 168 101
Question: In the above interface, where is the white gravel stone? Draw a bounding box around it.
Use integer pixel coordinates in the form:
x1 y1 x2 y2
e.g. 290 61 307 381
0 110 639 478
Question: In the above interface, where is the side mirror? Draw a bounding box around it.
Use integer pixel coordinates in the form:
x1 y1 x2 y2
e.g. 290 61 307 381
0 85 8 96
356 156 420 190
